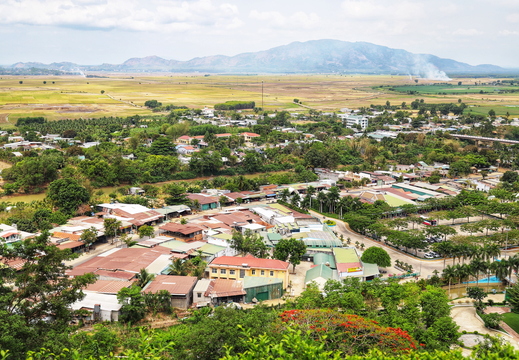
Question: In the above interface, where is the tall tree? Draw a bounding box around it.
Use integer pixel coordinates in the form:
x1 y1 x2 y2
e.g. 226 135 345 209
104 217 122 244
0 232 96 358
273 238 307 272
47 178 90 215
360 246 391 268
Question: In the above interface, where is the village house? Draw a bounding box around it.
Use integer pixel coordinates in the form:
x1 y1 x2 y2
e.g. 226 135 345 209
142 275 198 309
209 254 290 288
159 223 205 242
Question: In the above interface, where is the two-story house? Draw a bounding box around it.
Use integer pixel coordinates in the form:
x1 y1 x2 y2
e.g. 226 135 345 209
208 254 290 288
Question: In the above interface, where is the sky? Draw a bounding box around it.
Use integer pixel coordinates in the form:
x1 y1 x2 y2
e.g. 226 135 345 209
1 0 519 68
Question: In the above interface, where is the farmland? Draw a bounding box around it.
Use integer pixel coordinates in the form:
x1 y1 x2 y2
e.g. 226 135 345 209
1 74 519 124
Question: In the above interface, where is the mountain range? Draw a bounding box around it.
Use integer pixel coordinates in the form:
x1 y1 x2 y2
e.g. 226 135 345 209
3 40 507 78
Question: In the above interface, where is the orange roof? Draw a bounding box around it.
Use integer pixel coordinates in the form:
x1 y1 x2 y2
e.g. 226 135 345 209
56 240 84 250
241 132 260 137
53 232 81 241
210 255 289 271
215 133 232 137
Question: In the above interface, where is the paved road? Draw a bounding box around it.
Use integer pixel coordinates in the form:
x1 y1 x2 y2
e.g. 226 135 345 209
310 210 446 279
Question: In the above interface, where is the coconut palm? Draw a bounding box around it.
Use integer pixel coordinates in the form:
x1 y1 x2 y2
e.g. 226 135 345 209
306 185 316 208
469 257 486 285
279 188 291 203
491 259 510 284
316 191 327 213
168 258 189 276
136 268 155 288
442 265 457 297
326 186 341 214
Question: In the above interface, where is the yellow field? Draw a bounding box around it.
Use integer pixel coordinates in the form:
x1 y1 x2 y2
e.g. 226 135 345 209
0 74 518 124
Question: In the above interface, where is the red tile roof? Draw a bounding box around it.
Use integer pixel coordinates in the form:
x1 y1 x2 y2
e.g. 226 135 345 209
143 275 197 295
210 255 289 271
241 132 260 137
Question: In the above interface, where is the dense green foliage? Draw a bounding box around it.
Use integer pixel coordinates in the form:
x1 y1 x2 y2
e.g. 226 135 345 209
0 233 96 359
214 101 255 110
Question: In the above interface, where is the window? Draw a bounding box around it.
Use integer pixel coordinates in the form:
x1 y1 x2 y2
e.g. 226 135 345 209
197 293 201 298
211 268 217 274
270 271 274 276
240 269 245 278
221 269 226 274
261 270 265 276
252 270 256 275
229 270 235 275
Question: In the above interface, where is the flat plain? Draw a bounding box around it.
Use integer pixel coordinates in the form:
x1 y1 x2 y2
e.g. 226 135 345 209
1 74 519 124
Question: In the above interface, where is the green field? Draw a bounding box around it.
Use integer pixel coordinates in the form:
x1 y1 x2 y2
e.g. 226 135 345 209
391 84 518 95
502 312 519 334
2 74 519 124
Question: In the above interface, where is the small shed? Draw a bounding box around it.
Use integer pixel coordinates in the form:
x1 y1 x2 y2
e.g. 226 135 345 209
142 275 197 309
243 276 283 303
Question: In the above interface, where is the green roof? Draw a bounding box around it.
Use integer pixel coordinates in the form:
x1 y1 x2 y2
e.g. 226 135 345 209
243 276 283 288
362 262 380 278
198 243 226 256
333 247 359 263
212 233 232 240
313 253 336 269
267 233 282 241
305 264 335 284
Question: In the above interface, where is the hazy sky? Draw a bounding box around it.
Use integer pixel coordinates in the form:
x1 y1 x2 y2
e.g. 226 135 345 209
1 0 519 67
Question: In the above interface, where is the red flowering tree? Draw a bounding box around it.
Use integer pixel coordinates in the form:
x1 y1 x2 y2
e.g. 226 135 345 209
279 309 419 355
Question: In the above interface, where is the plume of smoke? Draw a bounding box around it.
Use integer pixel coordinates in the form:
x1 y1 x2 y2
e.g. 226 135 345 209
73 68 86 77
411 55 450 81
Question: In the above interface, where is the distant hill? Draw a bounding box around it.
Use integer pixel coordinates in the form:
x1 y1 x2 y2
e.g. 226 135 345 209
6 39 507 79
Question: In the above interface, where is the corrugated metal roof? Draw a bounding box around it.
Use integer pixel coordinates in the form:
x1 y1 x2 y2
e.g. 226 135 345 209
243 276 282 289
143 275 197 295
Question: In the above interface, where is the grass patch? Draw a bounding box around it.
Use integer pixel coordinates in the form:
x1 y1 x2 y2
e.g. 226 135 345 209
502 312 519 333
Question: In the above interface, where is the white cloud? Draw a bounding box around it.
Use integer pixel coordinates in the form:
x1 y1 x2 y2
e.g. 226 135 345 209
341 0 424 20
506 13 519 23
499 29 519 36
0 0 243 32
249 9 320 29
452 28 484 36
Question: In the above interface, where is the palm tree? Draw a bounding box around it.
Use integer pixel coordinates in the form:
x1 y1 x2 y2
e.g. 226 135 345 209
279 188 291 203
442 265 457 297
306 185 316 209
454 263 470 285
168 258 188 276
136 268 155 288
469 257 486 285
316 191 327 213
326 187 340 214
482 244 501 262
290 192 301 207
491 259 510 284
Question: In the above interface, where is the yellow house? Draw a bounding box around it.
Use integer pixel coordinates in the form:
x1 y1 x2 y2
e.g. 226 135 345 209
208 254 290 289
